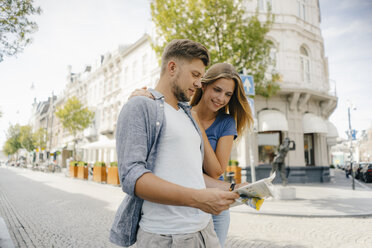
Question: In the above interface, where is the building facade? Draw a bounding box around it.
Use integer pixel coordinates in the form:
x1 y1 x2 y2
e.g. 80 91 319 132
235 0 338 179
30 1 339 181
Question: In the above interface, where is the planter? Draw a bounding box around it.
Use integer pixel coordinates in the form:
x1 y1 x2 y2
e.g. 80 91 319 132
69 161 78 178
226 165 241 184
330 168 335 177
93 162 107 183
77 162 88 180
107 162 120 185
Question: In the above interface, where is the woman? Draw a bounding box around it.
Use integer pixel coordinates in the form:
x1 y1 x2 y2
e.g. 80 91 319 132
131 63 253 247
190 63 253 247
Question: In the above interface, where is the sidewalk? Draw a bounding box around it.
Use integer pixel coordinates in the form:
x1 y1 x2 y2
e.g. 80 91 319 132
0 217 14 248
1 166 372 248
231 169 372 217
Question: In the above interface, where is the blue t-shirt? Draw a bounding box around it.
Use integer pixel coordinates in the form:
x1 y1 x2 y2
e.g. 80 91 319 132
205 112 237 180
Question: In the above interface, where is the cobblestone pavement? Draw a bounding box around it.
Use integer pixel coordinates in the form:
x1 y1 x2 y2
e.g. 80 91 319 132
0 167 118 248
1 166 372 248
227 213 372 248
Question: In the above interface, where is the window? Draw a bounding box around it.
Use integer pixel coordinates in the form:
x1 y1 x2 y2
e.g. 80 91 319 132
298 0 306 21
132 61 137 81
304 134 314 165
142 54 148 76
258 132 281 165
268 43 278 71
300 46 310 83
258 0 272 12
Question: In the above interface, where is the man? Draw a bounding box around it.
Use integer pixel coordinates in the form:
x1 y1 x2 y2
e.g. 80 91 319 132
110 39 239 248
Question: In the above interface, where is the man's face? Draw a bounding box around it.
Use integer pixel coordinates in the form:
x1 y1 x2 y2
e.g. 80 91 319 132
171 59 205 102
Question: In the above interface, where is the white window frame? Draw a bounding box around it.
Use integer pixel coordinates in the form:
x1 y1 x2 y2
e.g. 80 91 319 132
257 0 272 12
297 0 307 21
300 46 310 83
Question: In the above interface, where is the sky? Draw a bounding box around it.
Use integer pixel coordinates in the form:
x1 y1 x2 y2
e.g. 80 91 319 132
0 0 371 147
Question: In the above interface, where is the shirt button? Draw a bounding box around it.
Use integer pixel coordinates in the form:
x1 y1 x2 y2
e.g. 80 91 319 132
156 122 160 126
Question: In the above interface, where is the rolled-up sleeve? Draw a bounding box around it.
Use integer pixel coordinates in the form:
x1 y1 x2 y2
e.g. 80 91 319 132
116 97 152 196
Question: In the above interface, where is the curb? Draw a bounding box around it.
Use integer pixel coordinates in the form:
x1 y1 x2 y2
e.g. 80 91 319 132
230 210 372 218
0 217 15 248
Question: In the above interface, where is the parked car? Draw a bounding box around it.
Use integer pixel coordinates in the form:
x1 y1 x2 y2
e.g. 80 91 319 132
361 163 372 183
355 163 367 180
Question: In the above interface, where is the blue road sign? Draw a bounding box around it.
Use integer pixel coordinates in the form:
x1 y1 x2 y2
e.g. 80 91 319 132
352 129 357 140
240 75 255 96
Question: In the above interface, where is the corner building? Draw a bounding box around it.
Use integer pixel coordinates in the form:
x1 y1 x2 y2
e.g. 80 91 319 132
236 0 338 183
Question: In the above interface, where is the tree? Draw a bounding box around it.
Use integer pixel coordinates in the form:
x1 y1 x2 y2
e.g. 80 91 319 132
151 0 280 98
3 124 21 157
55 96 94 159
0 0 42 62
19 125 34 151
2 124 36 156
32 127 47 150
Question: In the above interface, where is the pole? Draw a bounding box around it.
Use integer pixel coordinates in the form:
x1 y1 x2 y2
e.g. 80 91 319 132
348 105 355 190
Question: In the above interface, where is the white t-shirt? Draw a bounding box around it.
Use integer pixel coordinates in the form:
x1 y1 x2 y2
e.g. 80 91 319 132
139 102 211 234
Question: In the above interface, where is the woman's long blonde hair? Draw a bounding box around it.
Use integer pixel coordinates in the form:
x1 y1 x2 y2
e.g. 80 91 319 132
190 63 253 137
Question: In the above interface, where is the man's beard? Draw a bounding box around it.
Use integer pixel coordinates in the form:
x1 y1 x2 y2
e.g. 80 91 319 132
171 73 189 102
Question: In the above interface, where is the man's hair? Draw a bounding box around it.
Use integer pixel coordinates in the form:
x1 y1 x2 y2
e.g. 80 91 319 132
160 39 210 74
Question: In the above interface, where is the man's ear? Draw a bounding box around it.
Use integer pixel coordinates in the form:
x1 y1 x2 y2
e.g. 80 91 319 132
167 60 177 76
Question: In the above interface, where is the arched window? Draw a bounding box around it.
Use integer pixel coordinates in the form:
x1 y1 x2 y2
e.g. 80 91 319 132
300 46 310 83
269 43 278 71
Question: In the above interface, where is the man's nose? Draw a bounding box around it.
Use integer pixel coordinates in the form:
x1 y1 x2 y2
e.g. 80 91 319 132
194 78 202 88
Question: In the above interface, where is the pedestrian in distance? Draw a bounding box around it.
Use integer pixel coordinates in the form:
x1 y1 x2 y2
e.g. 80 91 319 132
110 39 243 248
131 62 254 247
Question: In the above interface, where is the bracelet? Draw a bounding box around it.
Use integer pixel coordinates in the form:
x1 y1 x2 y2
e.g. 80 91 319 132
229 183 236 191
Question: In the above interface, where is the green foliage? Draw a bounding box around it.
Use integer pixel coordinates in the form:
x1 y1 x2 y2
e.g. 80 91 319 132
228 159 239 166
329 164 335 169
110 161 118 167
19 125 34 151
33 127 47 149
3 124 21 155
55 96 95 139
94 161 106 167
69 160 77 167
2 124 35 155
78 161 87 167
0 0 42 62
150 0 280 98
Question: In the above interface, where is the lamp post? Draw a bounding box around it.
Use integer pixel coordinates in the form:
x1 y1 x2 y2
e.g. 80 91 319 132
347 101 356 190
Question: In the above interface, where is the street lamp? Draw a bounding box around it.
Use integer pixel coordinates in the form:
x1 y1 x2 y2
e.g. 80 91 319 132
347 101 356 190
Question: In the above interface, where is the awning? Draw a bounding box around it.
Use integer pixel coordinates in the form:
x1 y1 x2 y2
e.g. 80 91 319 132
63 142 75 150
258 110 288 132
302 113 328 134
326 121 338 138
79 139 116 149
326 121 339 145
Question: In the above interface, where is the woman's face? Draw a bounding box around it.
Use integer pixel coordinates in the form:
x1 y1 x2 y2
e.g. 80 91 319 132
201 78 235 112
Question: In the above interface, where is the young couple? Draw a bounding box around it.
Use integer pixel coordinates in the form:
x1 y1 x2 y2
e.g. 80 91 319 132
110 39 253 248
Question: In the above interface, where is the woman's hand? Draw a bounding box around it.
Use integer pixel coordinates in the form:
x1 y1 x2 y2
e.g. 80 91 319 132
128 86 154 100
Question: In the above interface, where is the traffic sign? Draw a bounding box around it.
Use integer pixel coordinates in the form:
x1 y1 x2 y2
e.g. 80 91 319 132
240 75 255 96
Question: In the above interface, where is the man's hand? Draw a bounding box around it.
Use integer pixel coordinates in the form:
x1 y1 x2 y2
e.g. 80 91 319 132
235 182 250 191
128 86 154 100
192 188 239 215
